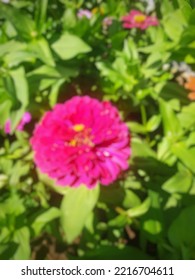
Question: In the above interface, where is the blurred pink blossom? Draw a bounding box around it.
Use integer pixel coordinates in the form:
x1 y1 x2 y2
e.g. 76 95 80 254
77 9 92 19
103 17 113 28
31 96 131 189
122 10 158 30
4 112 32 134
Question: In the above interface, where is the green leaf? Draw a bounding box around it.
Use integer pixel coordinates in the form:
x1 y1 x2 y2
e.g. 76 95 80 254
159 98 182 138
9 161 30 185
62 8 77 29
189 8 195 24
162 10 186 42
178 103 195 130
162 168 193 194
131 137 156 158
60 184 100 243
0 40 26 58
0 99 12 126
143 219 162 235
127 197 151 218
186 132 195 147
49 78 66 107
32 207 60 236
28 38 55 66
172 142 195 173
1 194 25 217
123 190 141 209
178 0 192 21
146 115 161 132
126 122 147 134
52 32 91 60
168 205 195 250
0 174 7 189
13 227 30 260
4 50 36 67
10 66 29 108
0 4 36 40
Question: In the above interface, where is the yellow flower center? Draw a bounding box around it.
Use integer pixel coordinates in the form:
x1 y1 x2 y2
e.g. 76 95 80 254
69 124 94 147
73 124 85 132
134 14 146 23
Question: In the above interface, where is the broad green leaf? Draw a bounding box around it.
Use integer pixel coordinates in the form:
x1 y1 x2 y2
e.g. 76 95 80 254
60 184 100 243
126 122 147 134
178 0 192 21
9 162 30 185
32 207 60 236
186 132 195 147
162 169 193 193
143 219 162 235
127 197 151 218
0 242 18 260
13 227 30 260
0 99 12 126
49 78 66 107
189 8 195 24
28 38 55 66
123 190 141 209
146 115 161 132
162 10 186 42
123 38 139 60
62 8 77 29
1 194 25 217
52 33 91 60
172 142 195 173
0 174 7 189
10 66 29 108
157 136 175 164
0 40 26 58
168 205 195 250
4 50 36 67
131 137 156 158
0 4 36 40
159 99 182 138
178 103 195 130
108 214 128 228
180 26 195 45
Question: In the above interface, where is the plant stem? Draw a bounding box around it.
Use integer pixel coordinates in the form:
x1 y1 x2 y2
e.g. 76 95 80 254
141 104 150 142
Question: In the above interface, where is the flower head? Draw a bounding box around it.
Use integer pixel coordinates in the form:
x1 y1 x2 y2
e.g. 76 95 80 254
77 9 92 19
1 0 10 3
103 17 113 28
31 96 131 189
122 10 158 30
4 112 32 134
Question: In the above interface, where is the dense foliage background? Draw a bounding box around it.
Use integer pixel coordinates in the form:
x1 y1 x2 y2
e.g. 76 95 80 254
0 0 195 260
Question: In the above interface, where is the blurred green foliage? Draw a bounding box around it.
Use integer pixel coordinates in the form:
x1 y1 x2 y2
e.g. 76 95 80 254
0 0 195 260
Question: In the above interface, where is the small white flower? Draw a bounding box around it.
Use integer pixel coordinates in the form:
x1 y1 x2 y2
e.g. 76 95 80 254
140 0 155 14
1 0 10 3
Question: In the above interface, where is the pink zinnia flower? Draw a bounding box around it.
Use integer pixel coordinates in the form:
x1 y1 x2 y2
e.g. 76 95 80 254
30 96 131 189
122 10 158 30
77 9 92 19
4 112 32 134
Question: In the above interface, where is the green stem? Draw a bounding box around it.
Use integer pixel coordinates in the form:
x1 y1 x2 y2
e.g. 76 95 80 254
140 104 150 142
141 105 147 127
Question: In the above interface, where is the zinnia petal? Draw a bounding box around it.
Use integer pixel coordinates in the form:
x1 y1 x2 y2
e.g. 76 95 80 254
31 96 131 189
